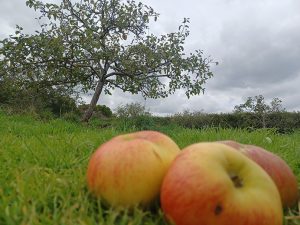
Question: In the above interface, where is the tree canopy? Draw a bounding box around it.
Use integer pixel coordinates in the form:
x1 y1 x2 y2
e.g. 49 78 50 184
0 0 215 121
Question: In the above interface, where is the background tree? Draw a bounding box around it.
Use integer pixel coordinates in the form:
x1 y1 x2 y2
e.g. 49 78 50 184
270 97 285 112
234 95 285 128
0 0 215 122
115 102 150 118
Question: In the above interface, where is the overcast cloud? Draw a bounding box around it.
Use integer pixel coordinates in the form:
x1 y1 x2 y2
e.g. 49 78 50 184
1 0 300 115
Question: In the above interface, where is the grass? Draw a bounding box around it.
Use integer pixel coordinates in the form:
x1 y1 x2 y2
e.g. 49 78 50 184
0 111 299 225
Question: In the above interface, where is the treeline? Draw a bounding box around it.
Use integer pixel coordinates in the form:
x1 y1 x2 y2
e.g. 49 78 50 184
1 87 299 133
169 111 300 133
109 102 300 133
112 111 300 134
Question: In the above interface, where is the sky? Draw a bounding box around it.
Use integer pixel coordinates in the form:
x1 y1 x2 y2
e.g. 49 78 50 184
1 0 300 115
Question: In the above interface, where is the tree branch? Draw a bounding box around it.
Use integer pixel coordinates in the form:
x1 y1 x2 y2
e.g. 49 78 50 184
106 60 171 79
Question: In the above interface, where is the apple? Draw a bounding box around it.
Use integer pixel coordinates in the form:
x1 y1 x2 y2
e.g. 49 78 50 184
161 143 283 225
218 140 298 208
87 130 180 208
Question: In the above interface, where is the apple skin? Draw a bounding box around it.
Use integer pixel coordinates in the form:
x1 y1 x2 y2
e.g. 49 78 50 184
218 140 298 208
87 130 180 208
161 143 283 225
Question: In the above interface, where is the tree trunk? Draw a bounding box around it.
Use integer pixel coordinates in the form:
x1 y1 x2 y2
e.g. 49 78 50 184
81 80 105 122
261 113 266 128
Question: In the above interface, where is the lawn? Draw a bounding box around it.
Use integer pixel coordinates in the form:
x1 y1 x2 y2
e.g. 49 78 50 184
0 111 299 225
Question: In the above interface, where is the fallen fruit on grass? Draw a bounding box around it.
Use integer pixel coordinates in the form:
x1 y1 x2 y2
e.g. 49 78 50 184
219 140 299 208
87 130 180 208
161 142 283 225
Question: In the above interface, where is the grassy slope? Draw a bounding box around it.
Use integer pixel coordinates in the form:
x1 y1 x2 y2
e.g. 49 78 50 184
0 112 299 225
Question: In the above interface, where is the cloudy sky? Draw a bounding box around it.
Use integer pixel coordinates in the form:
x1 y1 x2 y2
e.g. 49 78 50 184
1 0 300 115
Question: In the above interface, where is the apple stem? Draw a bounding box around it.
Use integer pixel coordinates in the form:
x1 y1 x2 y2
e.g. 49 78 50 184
230 175 243 188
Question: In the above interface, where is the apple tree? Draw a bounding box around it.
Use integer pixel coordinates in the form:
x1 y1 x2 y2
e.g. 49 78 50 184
0 0 215 122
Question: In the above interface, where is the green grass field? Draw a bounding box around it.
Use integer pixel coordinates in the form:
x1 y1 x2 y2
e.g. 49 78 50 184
0 111 299 225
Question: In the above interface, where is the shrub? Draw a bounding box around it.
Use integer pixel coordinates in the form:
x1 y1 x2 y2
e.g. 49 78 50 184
61 112 80 123
131 115 155 130
0 80 79 119
78 104 113 119
115 102 150 118
95 105 113 118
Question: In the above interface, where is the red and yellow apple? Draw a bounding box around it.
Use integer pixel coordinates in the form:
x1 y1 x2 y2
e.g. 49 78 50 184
218 140 298 208
87 130 180 208
161 143 283 225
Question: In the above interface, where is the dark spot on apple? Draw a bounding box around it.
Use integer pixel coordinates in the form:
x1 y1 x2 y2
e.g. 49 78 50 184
231 175 243 188
214 204 223 215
